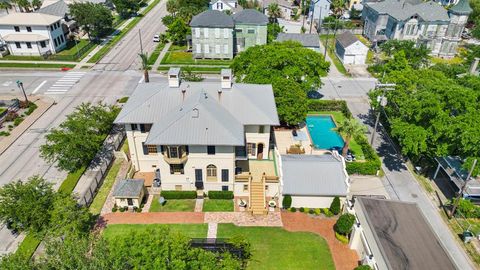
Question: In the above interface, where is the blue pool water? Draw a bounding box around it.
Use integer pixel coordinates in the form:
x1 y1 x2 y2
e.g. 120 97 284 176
306 115 345 150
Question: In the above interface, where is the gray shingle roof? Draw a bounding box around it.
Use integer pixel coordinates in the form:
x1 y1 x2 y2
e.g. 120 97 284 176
356 198 457 270
37 0 69 17
449 0 473 15
276 33 320 48
281 155 348 196
233 9 268 25
190 10 235 28
365 0 450 22
113 179 144 198
336 31 359 48
114 80 279 145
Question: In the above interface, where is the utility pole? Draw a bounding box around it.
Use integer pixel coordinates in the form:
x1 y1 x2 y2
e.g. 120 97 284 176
450 159 477 218
309 4 315 34
370 83 396 145
301 0 306 29
16 80 28 104
138 29 144 55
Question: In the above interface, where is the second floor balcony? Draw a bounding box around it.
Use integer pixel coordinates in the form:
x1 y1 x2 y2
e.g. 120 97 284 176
162 145 188 164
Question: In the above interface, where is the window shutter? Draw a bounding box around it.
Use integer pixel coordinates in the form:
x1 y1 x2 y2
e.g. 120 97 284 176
160 145 165 153
142 142 148 155
185 145 189 154
195 28 200 38
215 45 220 53
215 28 220 38
224 28 229 38
221 169 229 182
130 124 137 131
204 44 210 54
224 44 228 54
204 28 209 38
140 124 145 133
196 44 201 53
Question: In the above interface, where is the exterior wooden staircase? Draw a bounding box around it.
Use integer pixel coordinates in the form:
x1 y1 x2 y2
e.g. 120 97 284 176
249 177 266 215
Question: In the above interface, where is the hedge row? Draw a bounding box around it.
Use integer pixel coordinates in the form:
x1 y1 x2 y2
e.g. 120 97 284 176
308 100 352 118
346 135 381 175
161 191 197 199
208 191 234 200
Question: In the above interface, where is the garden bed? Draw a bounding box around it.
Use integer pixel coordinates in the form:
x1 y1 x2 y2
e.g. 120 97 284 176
149 196 196 212
203 199 234 212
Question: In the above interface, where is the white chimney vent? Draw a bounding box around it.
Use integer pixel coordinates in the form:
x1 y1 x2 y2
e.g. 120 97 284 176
221 69 232 89
168 68 180 88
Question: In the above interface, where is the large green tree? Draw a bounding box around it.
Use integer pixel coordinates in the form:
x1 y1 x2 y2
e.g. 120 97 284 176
379 40 430 69
40 102 119 173
112 0 140 18
0 176 55 233
166 17 189 44
69 2 114 40
337 118 366 157
49 193 94 237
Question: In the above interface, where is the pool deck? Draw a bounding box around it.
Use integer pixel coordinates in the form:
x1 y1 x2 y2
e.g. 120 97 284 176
274 127 330 155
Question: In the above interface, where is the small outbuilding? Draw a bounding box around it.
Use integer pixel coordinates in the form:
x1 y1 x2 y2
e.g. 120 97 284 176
280 153 349 208
335 31 369 65
276 33 321 52
113 179 145 208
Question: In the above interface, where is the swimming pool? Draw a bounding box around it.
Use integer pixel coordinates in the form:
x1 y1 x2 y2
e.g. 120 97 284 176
306 115 345 150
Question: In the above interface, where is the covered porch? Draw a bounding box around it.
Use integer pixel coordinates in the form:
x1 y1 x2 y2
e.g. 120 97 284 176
434 156 480 197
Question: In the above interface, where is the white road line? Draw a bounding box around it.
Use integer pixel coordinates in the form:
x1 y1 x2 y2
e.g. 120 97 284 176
46 89 69 92
31 80 47 94
138 76 144 83
57 79 79 82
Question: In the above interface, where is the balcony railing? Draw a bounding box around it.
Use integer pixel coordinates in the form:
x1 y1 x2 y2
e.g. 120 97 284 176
163 152 188 164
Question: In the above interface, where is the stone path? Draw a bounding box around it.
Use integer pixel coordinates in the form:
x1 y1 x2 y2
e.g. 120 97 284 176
142 194 154 213
281 212 359 270
100 159 130 215
194 198 203 212
204 212 282 227
207 223 217 239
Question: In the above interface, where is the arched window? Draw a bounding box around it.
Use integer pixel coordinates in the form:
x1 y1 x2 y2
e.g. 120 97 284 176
206 164 217 181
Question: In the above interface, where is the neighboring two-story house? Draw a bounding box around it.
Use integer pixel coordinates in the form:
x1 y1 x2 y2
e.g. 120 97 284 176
115 68 280 214
362 0 472 57
0 13 66 56
190 9 268 59
210 0 242 13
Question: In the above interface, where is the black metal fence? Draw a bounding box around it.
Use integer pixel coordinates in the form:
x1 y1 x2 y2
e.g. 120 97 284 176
190 238 244 259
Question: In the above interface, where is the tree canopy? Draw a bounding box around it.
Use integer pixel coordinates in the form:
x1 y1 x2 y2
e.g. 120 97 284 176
231 41 330 125
69 2 114 40
40 102 119 173
112 0 140 18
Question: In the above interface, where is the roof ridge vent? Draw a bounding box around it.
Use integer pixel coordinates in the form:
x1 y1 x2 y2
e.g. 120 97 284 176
192 108 199 118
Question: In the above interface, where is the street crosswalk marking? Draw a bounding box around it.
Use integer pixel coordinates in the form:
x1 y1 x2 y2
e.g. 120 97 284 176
45 72 86 95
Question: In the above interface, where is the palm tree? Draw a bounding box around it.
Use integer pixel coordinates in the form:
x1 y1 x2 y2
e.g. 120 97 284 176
138 52 150 83
336 118 366 157
331 0 346 18
267 3 282 23
0 0 12 14
31 0 42 10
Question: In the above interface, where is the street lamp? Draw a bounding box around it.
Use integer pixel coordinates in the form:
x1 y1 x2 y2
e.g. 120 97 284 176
370 83 396 145
16 80 28 104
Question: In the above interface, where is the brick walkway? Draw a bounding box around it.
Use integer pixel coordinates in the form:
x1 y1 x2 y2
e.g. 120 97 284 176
281 212 359 270
204 212 282 227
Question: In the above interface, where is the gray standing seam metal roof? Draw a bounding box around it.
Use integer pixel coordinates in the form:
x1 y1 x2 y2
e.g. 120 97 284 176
276 33 320 48
233 9 269 25
114 81 279 145
190 10 235 28
113 179 144 198
36 0 69 17
365 0 450 22
281 155 348 196
356 198 457 270
336 31 359 48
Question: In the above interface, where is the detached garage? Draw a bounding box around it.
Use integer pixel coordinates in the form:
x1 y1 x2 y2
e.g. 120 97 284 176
335 31 369 65
280 154 350 208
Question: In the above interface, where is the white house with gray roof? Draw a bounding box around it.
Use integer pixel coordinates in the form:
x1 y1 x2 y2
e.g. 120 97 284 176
335 31 369 64
362 0 472 57
279 153 350 208
276 33 321 51
115 68 280 214
210 0 242 13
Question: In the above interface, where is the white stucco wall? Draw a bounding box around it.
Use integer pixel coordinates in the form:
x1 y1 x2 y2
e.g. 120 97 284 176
340 41 369 65
245 125 271 160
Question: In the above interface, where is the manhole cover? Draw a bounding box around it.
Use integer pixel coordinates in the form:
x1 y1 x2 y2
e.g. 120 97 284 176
411 193 418 198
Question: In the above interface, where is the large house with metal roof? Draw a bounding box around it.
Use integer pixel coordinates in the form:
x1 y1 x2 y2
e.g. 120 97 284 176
0 13 67 56
362 0 472 57
190 9 268 59
114 68 280 215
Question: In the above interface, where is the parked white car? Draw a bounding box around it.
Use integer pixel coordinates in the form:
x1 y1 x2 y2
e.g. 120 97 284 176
153 34 160 42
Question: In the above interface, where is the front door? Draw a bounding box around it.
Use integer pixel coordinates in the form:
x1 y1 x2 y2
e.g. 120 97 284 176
195 169 203 189
127 198 133 206
257 143 264 159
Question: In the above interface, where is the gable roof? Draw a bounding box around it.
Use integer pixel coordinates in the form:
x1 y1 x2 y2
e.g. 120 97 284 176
336 31 360 48
281 154 349 196
365 0 450 22
113 179 144 198
190 10 235 28
115 80 279 146
276 33 320 48
36 0 69 17
233 9 268 25
0 13 61 26
356 198 457 270
263 0 293 8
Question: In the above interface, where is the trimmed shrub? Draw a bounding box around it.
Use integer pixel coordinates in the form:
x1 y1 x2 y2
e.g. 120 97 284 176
5 111 18 121
455 198 480 218
335 232 349 244
322 208 334 217
299 207 305 212
282 195 292 209
25 103 37 115
208 191 233 200
308 209 315 214
228 235 252 261
290 207 297 212
119 207 125 212
314 208 321 215
346 135 381 175
112 205 118 212
308 100 352 118
334 213 356 235
118 97 129 103
13 117 24 126
330 196 341 215
354 266 373 270
161 191 197 199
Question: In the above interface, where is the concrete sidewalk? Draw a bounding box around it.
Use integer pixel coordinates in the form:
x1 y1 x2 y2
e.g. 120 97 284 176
151 42 171 71
0 60 85 65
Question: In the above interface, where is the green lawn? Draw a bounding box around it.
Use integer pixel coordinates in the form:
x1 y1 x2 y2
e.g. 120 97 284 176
160 51 233 65
203 199 234 212
58 167 87 194
147 42 166 65
15 233 42 259
102 224 208 239
157 65 223 74
57 39 90 56
217 224 335 270
0 63 75 69
149 197 196 212
319 35 349 76
89 159 123 215
308 111 365 159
